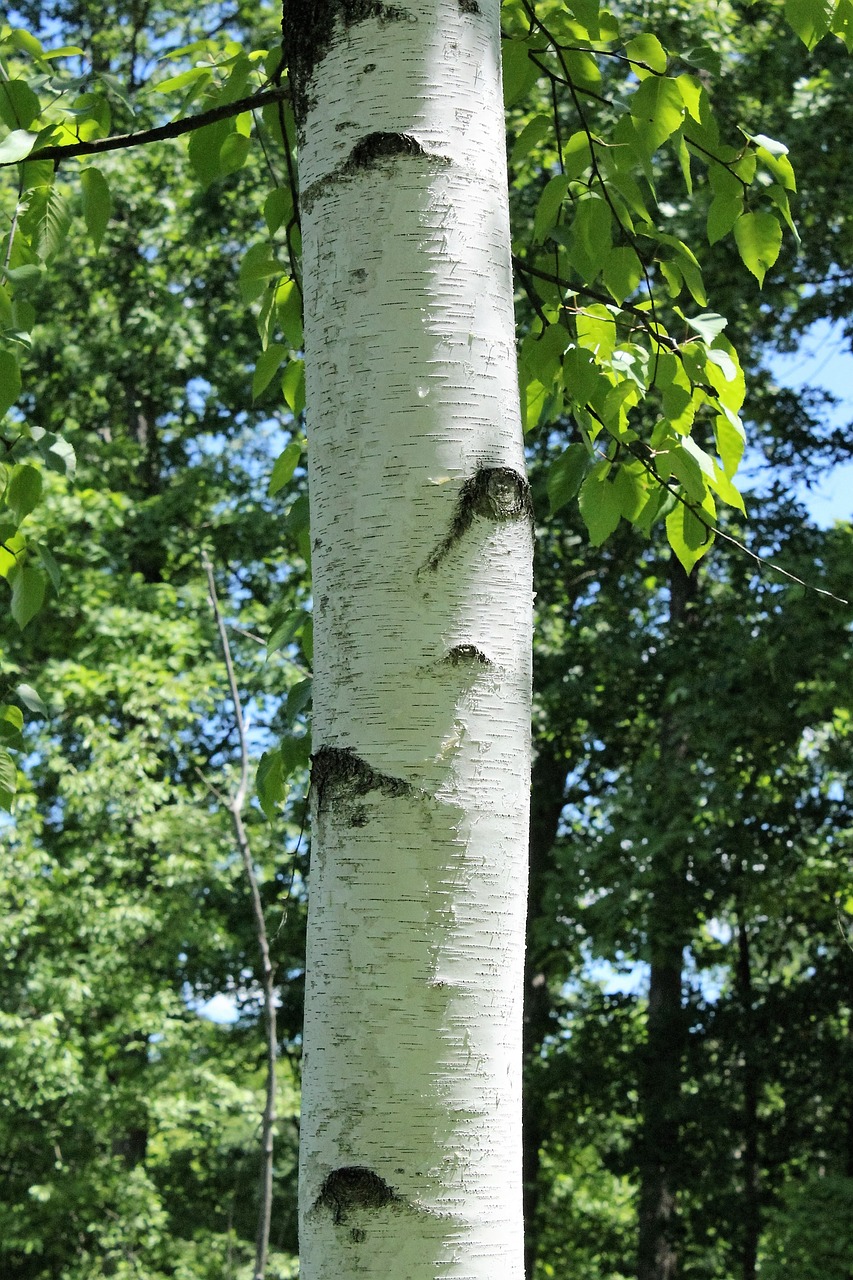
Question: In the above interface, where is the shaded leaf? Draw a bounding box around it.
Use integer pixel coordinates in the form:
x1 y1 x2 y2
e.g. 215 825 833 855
269 440 302 496
80 167 112 250
9 563 46 628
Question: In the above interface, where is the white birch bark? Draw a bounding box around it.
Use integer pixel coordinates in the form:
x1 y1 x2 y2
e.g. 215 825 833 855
287 1 532 1274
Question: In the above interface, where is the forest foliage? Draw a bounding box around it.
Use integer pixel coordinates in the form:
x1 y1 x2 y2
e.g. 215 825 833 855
0 0 852 1277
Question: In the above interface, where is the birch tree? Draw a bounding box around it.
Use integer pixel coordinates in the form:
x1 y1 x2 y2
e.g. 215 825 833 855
283 2 533 1274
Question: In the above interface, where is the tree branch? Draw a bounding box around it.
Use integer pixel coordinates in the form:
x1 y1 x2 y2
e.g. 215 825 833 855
202 548 278 1280
1 86 288 168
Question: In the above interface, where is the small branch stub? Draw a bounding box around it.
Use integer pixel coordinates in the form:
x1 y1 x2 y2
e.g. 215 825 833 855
349 130 425 165
311 746 413 815
315 1166 400 1225
301 130 447 211
424 466 533 573
445 644 491 666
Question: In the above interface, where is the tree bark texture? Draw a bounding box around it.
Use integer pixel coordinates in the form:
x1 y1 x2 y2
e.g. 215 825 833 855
286 2 533 1275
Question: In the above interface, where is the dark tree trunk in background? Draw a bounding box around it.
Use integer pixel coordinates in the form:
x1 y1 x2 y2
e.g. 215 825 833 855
522 741 568 1278
736 914 760 1280
637 952 685 1280
637 558 696 1280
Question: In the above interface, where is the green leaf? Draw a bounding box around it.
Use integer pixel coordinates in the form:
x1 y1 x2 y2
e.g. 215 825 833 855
256 747 285 820
0 703 23 736
0 129 37 163
510 114 551 165
502 39 540 107
665 500 713 573
568 196 612 281
686 44 722 76
264 187 293 235
6 463 42 523
7 28 44 57
282 360 305 416
0 746 16 810
219 130 251 176
533 174 570 245
0 349 22 419
708 461 746 514
521 376 549 432
767 183 801 246
277 277 303 350
565 49 601 88
239 243 282 304
714 411 746 476
0 704 23 752
269 440 302 496
188 118 231 187
16 683 47 716
267 609 305 656
80 167 112 250
35 540 61 590
301 617 313 665
280 733 311 778
831 0 853 50
630 77 685 153
30 184 72 260
676 75 703 122
625 33 667 74
785 0 834 47
578 460 622 545
603 245 643 302
0 80 41 131
9 563 46 628
707 192 742 246
755 143 797 192
547 443 591 514
286 678 313 722
733 210 783 286
41 45 85 59
683 312 728 343
154 66 214 94
576 304 617 361
253 343 288 399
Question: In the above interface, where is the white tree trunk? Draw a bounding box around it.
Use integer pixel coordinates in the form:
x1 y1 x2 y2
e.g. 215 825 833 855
288 1 532 1274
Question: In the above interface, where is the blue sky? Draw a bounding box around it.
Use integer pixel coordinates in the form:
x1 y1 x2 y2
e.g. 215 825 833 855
768 319 853 527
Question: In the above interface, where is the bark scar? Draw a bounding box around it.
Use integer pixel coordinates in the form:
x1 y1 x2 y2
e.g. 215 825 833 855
315 1166 400 1225
301 130 450 212
422 466 533 574
311 746 413 815
445 644 492 667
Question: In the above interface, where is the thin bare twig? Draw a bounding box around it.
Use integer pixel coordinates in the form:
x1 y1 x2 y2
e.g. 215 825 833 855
202 549 277 1280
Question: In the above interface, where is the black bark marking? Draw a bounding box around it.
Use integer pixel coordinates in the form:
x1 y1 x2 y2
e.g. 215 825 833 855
284 0 412 129
423 466 533 573
316 1166 399 1224
301 131 448 213
311 746 412 815
445 644 491 667
350 130 425 165
459 0 481 11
